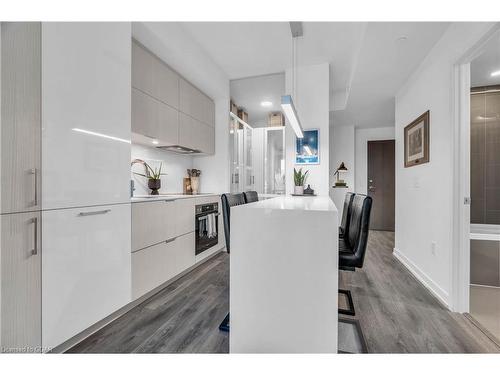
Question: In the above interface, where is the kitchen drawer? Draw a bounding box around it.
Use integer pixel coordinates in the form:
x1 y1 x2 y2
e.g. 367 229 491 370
132 239 175 300
42 203 131 349
175 198 195 236
132 199 176 251
132 232 195 300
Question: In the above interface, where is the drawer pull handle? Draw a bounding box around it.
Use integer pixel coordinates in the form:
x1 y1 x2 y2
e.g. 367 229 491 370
31 217 38 256
30 168 38 206
165 237 177 244
78 209 111 217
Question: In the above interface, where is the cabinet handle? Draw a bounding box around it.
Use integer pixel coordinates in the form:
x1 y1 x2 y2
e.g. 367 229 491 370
30 168 38 206
78 209 111 217
165 237 177 244
31 217 38 256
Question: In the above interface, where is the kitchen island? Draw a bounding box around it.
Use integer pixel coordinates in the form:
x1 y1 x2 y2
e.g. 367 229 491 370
230 195 338 353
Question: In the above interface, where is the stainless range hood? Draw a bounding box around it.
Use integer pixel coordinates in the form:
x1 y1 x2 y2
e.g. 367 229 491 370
156 145 201 154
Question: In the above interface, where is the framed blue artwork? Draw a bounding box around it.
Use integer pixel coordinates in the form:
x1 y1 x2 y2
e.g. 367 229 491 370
296 129 319 164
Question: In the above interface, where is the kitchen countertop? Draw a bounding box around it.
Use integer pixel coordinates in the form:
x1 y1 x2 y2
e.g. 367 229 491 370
130 193 220 203
242 195 337 212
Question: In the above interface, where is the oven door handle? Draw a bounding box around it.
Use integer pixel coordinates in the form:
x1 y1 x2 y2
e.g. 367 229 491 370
197 213 220 221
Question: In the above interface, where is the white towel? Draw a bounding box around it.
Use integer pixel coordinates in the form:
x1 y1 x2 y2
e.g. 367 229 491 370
207 213 217 238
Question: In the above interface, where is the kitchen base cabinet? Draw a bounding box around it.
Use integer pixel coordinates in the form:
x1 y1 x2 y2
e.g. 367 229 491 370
132 232 195 300
132 199 177 252
0 212 41 353
42 204 131 349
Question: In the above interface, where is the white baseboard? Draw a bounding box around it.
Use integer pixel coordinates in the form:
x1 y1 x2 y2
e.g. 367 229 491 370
393 248 450 308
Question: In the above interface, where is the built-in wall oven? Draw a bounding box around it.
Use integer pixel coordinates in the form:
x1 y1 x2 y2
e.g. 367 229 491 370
195 202 219 255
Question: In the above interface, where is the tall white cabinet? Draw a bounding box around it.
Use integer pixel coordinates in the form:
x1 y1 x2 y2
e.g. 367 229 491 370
1 22 132 352
40 23 132 350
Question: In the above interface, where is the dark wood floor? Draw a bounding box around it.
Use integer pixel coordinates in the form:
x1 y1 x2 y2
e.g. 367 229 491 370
68 231 499 353
340 231 499 353
68 252 229 353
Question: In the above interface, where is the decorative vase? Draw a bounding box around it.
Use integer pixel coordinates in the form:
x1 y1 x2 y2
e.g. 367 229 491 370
294 185 304 195
148 178 161 195
191 176 200 195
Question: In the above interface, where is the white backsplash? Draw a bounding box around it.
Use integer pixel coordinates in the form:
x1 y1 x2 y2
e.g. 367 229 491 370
131 144 194 195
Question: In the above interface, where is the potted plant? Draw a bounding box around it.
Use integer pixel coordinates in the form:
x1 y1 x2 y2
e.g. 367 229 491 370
293 168 309 195
133 161 167 195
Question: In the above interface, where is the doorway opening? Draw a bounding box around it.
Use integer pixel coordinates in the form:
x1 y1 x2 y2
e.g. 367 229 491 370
228 73 286 195
467 31 500 343
367 140 395 231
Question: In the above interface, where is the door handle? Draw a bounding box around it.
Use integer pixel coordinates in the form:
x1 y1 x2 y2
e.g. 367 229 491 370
78 209 111 217
368 186 376 191
30 168 38 206
31 217 38 256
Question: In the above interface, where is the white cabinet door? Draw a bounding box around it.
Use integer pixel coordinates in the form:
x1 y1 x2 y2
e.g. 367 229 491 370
42 204 131 349
1 211 41 352
132 200 176 252
42 23 131 209
1 22 41 214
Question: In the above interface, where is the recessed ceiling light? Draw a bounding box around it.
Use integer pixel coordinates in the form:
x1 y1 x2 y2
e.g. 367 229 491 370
491 70 500 77
261 101 273 107
151 139 159 145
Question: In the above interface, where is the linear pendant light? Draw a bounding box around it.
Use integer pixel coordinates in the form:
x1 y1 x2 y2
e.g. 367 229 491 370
282 22 304 139
281 95 303 138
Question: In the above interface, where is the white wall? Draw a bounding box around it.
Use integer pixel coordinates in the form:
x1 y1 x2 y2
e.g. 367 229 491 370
285 63 330 196
132 22 230 194
394 22 496 307
355 127 395 194
330 125 355 215
131 145 193 195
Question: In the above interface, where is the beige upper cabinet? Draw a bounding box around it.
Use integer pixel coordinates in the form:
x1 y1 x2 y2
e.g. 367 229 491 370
132 40 179 110
151 55 179 109
132 40 215 154
132 40 154 96
1 22 41 214
1 211 42 353
179 78 215 127
179 113 215 154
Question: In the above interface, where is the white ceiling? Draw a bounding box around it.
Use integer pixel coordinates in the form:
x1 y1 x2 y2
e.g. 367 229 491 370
230 73 285 127
471 29 500 87
181 22 450 128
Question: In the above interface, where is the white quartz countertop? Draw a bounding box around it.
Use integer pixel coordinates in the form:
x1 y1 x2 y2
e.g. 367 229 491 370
242 195 337 212
130 193 220 203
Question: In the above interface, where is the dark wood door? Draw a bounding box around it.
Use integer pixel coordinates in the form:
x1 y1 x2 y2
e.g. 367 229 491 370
367 140 395 231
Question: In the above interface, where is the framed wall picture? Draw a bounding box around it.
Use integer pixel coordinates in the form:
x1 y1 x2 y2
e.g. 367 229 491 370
296 129 320 165
404 111 430 168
